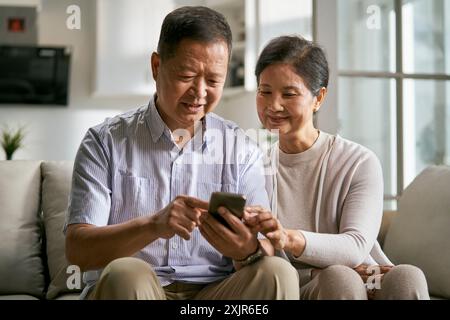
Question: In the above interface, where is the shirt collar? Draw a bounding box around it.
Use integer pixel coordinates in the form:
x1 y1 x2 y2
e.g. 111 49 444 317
146 95 168 143
145 94 211 149
202 115 213 152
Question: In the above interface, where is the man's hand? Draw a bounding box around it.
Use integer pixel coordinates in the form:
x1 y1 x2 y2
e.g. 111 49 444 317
151 195 208 240
198 206 258 261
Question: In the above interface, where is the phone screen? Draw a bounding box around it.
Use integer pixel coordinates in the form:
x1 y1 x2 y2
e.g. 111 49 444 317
208 192 246 228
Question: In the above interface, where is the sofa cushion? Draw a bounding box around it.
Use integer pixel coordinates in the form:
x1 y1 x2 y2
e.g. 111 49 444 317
0 160 46 298
41 161 83 299
54 293 80 300
383 166 450 299
0 295 40 300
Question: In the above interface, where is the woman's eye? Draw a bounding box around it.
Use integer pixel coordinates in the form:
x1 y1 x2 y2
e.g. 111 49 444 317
259 91 271 95
283 93 297 97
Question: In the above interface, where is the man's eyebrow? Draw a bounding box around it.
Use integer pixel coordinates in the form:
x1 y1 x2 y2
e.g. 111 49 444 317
175 65 196 73
207 72 226 78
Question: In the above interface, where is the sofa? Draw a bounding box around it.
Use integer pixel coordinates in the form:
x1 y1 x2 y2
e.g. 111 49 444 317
0 160 80 300
0 160 449 300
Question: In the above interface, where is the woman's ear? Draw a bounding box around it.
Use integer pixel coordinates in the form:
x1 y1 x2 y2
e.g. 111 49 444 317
314 87 328 113
151 52 160 81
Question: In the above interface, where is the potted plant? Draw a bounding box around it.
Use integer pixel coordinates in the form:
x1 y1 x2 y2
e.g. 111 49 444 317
1 126 26 160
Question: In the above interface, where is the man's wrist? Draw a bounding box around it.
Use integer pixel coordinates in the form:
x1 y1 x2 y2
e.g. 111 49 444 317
234 240 264 266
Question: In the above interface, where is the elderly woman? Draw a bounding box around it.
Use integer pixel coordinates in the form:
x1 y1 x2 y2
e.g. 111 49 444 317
245 35 429 300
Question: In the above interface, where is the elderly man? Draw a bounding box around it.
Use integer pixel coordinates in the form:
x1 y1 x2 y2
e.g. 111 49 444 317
65 6 298 300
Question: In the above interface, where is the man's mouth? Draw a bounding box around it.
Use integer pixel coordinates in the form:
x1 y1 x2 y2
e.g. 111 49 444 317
182 102 205 114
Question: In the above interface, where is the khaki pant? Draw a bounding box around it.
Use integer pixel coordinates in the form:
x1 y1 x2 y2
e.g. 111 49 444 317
88 256 300 300
300 265 430 300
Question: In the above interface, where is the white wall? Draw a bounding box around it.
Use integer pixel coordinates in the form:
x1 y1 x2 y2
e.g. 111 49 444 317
0 0 149 160
216 91 261 130
314 0 338 134
1 0 339 161
0 0 40 6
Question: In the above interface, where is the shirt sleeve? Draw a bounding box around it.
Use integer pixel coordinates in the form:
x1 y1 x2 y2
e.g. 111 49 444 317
64 126 112 233
293 152 384 268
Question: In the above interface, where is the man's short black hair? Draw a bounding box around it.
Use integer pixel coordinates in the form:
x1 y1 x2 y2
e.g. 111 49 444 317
157 6 232 61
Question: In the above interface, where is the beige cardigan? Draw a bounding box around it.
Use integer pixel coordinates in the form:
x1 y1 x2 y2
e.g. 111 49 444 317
265 133 393 274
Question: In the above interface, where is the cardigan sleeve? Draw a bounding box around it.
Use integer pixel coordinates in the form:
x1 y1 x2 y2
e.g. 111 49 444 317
293 151 384 268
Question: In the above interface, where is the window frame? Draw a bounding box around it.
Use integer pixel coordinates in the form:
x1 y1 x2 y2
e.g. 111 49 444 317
315 0 450 203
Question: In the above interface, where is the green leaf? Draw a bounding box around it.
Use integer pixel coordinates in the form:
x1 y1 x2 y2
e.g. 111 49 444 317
1 125 26 160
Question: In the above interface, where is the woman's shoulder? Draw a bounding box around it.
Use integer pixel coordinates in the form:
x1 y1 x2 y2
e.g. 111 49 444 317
327 133 382 170
331 133 377 156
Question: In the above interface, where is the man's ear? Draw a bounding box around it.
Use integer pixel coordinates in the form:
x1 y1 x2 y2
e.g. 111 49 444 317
151 52 160 81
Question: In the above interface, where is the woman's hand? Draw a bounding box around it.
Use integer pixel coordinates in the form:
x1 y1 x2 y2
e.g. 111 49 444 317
243 206 307 258
353 264 393 299
353 264 393 282
243 206 288 250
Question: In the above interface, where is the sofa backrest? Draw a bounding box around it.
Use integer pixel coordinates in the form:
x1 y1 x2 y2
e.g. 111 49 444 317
0 160 79 299
40 161 81 299
383 165 450 300
0 160 46 298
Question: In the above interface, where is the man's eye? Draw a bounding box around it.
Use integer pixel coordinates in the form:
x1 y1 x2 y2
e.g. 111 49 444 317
283 93 297 97
180 76 194 81
259 91 271 95
208 79 220 86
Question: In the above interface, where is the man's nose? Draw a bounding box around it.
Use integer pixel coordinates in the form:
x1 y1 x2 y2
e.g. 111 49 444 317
191 78 207 99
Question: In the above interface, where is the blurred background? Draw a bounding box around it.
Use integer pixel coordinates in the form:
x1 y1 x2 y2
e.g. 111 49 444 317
0 0 449 210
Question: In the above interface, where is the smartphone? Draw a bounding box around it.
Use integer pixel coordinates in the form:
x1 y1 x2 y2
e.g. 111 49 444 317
208 192 247 228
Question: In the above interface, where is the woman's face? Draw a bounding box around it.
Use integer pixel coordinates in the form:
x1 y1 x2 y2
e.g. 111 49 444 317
256 63 319 136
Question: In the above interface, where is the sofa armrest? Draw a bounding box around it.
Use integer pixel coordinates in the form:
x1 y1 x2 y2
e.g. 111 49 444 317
378 210 397 248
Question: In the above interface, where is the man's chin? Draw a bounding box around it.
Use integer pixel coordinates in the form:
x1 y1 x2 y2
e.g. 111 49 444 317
175 114 205 129
180 109 207 122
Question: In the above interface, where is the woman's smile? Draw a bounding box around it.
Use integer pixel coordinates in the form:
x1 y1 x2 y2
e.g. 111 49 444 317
266 114 289 126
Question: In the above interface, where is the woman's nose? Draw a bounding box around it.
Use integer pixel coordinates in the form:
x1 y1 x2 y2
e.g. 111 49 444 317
267 97 284 112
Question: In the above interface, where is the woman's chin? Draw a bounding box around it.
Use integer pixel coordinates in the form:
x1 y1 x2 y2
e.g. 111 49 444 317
264 121 286 132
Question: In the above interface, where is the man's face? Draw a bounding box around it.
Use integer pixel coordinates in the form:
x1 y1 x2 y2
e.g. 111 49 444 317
151 39 229 132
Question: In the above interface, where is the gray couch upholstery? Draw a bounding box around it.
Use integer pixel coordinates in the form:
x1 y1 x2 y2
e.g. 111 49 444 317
378 165 450 300
0 160 449 299
0 161 80 300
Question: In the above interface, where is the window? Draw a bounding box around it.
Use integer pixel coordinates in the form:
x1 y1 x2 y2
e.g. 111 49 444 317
337 0 450 209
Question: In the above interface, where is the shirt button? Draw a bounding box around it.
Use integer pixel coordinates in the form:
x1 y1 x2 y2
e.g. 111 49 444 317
172 242 178 249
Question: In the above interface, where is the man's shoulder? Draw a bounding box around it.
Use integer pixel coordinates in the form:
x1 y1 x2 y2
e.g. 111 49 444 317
206 113 261 160
207 112 241 132
208 112 259 144
90 105 148 137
